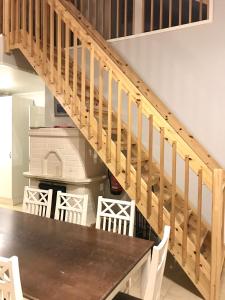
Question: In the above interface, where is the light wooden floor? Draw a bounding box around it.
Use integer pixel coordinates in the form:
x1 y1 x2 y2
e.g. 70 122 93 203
1 201 224 299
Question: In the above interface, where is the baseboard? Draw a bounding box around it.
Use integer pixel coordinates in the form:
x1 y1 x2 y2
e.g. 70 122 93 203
0 197 13 206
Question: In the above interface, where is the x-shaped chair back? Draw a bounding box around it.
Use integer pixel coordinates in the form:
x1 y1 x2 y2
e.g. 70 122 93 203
23 186 53 218
55 191 88 226
96 197 135 237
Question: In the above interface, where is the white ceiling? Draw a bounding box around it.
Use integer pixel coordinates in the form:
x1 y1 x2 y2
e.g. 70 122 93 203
0 64 44 95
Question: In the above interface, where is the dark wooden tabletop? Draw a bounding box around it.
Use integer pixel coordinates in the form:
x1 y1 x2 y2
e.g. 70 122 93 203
0 207 153 300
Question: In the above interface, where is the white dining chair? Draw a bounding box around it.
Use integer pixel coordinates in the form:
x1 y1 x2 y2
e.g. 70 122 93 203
23 186 53 218
113 225 171 300
96 196 135 237
0 256 23 300
54 191 88 226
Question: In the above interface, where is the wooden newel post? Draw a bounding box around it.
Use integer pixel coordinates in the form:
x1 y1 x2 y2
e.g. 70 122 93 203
210 169 225 300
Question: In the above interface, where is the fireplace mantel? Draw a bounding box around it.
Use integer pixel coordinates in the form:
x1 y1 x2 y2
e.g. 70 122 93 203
23 172 107 185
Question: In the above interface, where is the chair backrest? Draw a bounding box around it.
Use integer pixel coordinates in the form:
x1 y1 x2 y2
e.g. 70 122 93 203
143 226 170 300
55 191 88 226
0 256 23 300
23 186 53 218
96 196 135 237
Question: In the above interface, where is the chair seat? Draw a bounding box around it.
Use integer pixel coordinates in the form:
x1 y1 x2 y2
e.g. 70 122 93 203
113 292 141 300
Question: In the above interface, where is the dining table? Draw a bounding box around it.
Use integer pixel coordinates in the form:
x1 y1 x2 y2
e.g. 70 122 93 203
0 207 154 300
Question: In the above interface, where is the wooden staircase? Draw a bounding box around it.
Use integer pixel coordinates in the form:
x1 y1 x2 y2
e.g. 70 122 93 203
2 0 225 299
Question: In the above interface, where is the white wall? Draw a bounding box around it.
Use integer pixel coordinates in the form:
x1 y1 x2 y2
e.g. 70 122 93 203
12 95 32 204
0 97 12 202
45 87 74 127
110 0 225 169
0 35 34 73
17 91 45 107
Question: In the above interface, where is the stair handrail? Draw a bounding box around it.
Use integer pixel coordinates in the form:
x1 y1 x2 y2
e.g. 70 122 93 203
58 0 219 189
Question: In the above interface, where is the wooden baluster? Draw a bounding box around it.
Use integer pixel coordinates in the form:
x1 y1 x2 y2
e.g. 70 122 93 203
57 13 62 93
101 0 104 36
169 0 172 27
10 0 15 46
199 0 203 21
107 0 112 39
136 100 142 203
150 0 154 31
132 0 135 34
142 0 145 33
81 43 86 127
50 2 54 83
107 69 112 162
15 0 20 43
159 127 165 233
0 0 3 34
88 46 94 138
72 30 78 116
35 0 40 65
182 155 189 265
206 0 209 20
98 60 103 150
126 94 132 188
171 141 177 248
65 23 70 105
189 0 193 23
116 81 122 175
22 0 27 48
179 0 182 25
147 115 153 217
4 0 10 52
124 0 127 36
93 0 97 29
116 0 119 37
103 0 108 38
29 0 33 56
42 0 47 75
159 0 163 29
87 0 90 20
80 0 84 15
195 168 202 282
35 0 41 65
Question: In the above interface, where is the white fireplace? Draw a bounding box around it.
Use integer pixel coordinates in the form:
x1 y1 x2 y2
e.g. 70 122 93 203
24 127 107 225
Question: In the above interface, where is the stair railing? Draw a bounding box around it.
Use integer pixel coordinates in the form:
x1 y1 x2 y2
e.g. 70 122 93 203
3 0 224 298
67 0 211 40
